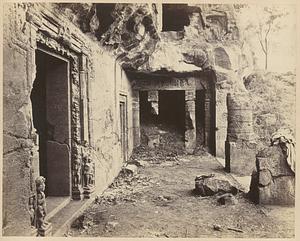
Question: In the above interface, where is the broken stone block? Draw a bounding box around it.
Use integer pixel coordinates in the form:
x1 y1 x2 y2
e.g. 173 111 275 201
194 174 240 196
217 193 238 205
105 221 119 232
249 145 295 205
147 134 160 148
123 164 138 176
225 140 256 176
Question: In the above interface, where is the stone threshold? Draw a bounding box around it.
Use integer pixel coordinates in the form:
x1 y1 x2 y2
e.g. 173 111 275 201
46 196 71 221
216 157 251 193
47 194 96 236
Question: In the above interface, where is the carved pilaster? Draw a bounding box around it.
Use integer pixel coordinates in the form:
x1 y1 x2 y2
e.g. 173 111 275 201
185 90 196 154
204 91 211 152
72 157 83 200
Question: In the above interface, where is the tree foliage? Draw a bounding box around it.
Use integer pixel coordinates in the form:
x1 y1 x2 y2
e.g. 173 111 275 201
237 5 288 70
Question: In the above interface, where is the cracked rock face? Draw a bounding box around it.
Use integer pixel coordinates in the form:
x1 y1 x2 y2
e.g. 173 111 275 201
100 3 160 69
55 3 249 76
249 145 295 205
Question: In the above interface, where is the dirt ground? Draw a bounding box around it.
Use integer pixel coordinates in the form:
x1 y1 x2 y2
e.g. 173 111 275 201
68 151 294 238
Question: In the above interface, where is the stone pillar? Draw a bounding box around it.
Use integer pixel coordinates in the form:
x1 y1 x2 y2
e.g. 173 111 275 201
204 90 212 153
132 90 140 147
225 93 256 176
79 54 89 143
148 90 159 115
215 90 228 158
185 90 196 154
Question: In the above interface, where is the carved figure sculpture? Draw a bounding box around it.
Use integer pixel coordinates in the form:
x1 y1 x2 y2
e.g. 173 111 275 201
28 195 36 227
72 158 82 187
35 176 49 230
83 156 93 187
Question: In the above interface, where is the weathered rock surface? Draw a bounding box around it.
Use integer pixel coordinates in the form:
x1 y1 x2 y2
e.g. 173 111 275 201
194 174 241 196
249 145 295 205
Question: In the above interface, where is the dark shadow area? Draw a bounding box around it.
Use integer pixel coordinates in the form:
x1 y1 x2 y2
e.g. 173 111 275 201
31 50 48 187
158 90 185 134
139 90 185 154
31 49 71 197
139 91 158 125
162 4 190 31
96 3 116 38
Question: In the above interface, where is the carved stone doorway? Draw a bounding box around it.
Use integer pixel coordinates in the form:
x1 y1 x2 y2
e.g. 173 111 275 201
31 49 71 197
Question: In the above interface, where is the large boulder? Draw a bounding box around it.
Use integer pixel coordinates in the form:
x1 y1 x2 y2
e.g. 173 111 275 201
194 174 241 196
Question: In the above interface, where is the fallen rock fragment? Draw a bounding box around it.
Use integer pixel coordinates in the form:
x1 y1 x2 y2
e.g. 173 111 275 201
216 193 238 205
194 174 240 196
213 224 222 231
122 164 138 176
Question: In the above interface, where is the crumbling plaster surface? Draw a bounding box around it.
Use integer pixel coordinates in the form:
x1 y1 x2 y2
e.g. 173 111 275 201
90 49 134 195
3 3 134 236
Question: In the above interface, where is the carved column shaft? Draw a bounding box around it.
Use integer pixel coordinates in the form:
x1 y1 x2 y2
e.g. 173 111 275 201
185 90 196 154
204 91 212 153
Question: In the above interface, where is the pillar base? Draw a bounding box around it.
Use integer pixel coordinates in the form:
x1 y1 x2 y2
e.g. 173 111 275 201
38 223 52 237
83 186 95 199
72 187 84 200
31 227 38 237
225 140 256 176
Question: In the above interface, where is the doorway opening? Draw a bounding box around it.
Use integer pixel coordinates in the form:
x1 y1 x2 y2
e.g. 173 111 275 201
119 95 128 162
31 49 71 198
158 90 185 136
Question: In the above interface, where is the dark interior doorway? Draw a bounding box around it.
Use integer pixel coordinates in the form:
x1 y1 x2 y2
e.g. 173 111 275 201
139 91 156 125
158 90 185 135
31 49 71 197
195 87 216 155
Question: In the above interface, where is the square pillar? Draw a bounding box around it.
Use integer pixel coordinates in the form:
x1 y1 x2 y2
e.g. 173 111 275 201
148 90 159 115
225 140 256 175
204 91 211 153
185 90 196 154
